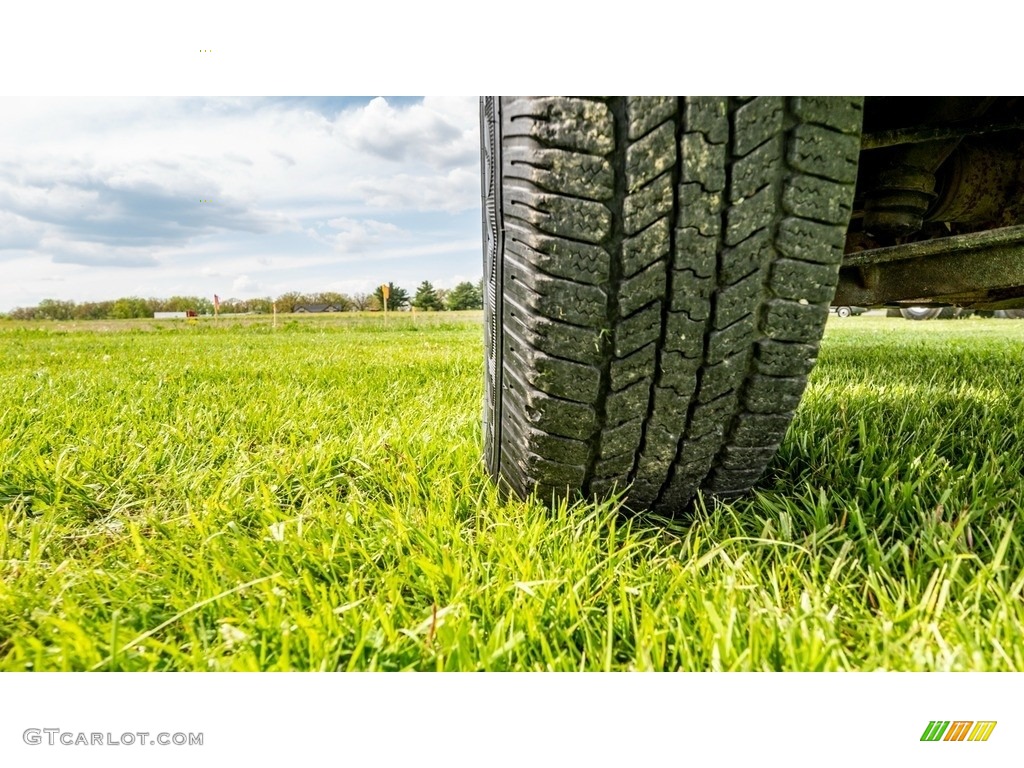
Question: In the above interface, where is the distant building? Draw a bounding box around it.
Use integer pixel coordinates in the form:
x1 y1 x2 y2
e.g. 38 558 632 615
154 311 197 319
293 304 341 313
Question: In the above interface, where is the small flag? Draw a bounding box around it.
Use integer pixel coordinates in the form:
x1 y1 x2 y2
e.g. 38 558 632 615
213 294 221 312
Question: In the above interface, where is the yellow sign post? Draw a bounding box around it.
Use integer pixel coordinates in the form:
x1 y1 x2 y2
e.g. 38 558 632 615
381 283 390 317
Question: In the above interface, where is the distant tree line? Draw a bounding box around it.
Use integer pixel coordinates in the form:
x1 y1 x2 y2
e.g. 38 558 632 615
2 280 484 320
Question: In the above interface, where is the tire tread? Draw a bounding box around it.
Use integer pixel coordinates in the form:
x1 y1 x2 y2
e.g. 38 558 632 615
483 96 863 512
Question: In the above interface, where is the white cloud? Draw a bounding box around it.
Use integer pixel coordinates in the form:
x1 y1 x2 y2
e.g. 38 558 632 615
232 275 261 293
271 150 296 167
0 210 47 251
432 273 478 290
0 96 483 310
336 96 478 171
325 277 377 295
42 236 160 268
318 216 403 252
352 168 479 213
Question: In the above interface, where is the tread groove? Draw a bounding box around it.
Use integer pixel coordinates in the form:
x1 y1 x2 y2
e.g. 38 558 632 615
652 97 732 510
503 324 600 375
582 98 629 496
505 235 608 287
503 213 616 251
501 289 599 335
629 98 682 490
504 177 614 209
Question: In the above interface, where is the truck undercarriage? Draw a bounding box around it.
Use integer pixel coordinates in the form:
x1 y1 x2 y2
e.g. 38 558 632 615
839 96 1024 311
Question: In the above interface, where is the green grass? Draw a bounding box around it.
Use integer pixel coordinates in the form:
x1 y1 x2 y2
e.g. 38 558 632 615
1 311 1023 671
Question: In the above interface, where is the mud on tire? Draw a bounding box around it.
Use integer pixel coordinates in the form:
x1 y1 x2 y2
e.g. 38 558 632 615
481 97 863 515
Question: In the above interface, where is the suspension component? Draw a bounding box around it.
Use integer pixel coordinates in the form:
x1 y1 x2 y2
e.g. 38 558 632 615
863 165 938 236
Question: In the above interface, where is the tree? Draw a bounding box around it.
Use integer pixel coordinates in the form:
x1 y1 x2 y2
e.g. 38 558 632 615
446 280 484 310
36 299 76 320
412 280 444 311
110 297 150 319
219 297 246 314
274 292 307 313
349 292 373 311
248 297 273 314
9 305 40 320
73 301 112 320
312 292 352 311
164 295 202 312
373 282 409 311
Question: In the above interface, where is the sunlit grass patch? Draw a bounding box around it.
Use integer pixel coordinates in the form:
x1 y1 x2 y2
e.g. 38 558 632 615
1 312 1023 670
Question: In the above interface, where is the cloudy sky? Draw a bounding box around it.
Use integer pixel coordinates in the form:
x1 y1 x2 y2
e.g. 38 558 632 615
0 96 481 311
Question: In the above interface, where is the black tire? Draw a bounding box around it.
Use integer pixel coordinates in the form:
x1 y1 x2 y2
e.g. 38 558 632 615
481 97 863 515
836 306 852 318
996 309 1024 319
900 307 942 320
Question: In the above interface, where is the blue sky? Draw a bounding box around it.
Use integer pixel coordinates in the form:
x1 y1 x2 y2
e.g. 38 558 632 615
0 96 481 310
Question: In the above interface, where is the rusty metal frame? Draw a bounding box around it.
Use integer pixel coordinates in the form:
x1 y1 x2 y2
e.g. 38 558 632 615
861 119 1024 150
835 225 1024 308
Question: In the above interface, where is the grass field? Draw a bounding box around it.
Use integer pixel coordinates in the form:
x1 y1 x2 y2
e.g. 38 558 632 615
1 311 1023 671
